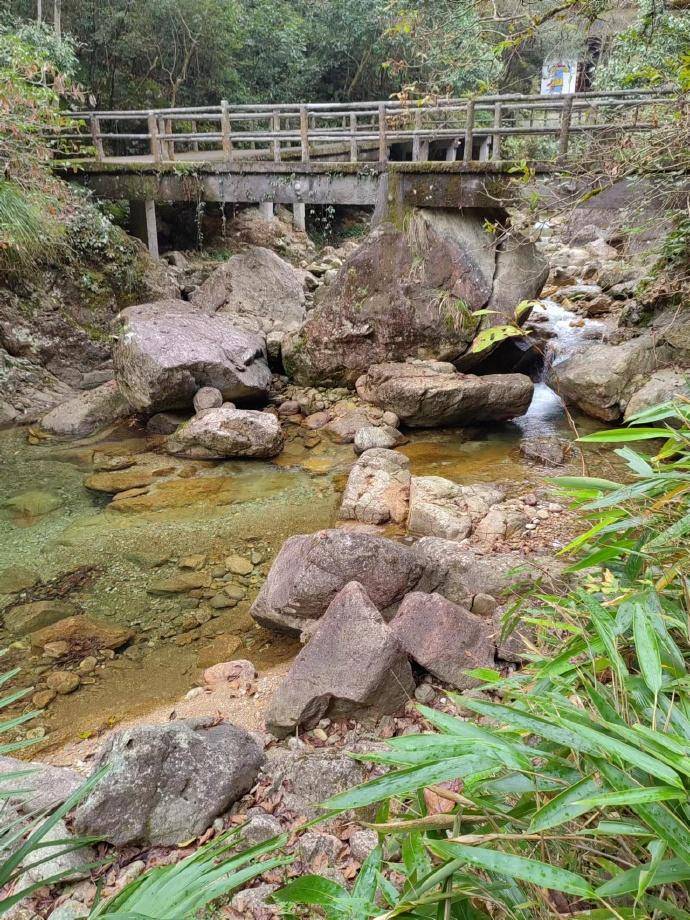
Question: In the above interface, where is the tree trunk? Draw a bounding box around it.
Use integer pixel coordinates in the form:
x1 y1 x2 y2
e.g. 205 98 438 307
53 0 61 37
37 0 42 24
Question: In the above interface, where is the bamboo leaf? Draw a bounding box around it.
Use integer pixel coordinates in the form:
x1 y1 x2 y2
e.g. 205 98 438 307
428 840 595 898
633 603 663 694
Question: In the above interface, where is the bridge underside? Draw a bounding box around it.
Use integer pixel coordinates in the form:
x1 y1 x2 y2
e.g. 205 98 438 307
60 160 528 211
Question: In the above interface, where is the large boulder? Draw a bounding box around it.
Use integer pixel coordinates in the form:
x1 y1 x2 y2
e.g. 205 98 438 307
339 448 410 525
265 582 415 737
283 212 546 386
547 335 670 421
391 592 495 690
250 529 423 635
357 361 533 427
113 303 271 412
39 381 131 438
408 478 505 541
165 406 284 459
624 368 690 420
73 718 264 846
190 246 307 353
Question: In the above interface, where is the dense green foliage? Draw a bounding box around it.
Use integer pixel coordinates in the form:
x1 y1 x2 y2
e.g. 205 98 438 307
3 0 688 110
0 24 80 270
275 401 690 918
2 0 410 107
595 0 690 90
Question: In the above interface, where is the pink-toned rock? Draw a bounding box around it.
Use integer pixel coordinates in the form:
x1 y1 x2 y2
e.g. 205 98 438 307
391 591 495 690
339 448 410 525
250 529 423 635
266 582 414 737
203 659 256 687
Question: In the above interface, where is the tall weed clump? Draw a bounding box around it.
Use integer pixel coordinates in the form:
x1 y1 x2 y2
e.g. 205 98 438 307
0 24 81 273
277 400 690 918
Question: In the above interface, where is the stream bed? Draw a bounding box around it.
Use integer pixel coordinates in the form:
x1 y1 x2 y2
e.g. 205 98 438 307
0 301 615 755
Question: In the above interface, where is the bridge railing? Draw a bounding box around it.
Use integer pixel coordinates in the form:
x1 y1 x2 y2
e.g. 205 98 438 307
55 89 683 165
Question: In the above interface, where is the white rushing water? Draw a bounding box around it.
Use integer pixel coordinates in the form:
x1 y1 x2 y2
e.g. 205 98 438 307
516 299 605 437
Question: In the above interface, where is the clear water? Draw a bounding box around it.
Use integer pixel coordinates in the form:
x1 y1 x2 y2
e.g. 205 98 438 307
0 300 605 752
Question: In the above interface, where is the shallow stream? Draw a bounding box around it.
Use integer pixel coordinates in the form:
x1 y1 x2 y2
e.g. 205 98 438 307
0 300 613 754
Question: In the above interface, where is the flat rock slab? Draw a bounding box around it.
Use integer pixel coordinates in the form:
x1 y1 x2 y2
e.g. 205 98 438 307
39 380 131 438
357 361 534 427
113 303 272 412
30 615 134 654
391 591 495 690
250 528 423 635
73 718 264 846
266 581 414 738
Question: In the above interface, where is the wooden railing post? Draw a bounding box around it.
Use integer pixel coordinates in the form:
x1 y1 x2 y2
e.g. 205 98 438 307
147 112 161 162
492 101 502 161
558 94 574 163
165 117 174 160
412 108 422 161
191 119 199 152
300 105 310 162
463 99 474 162
220 99 232 159
90 115 105 160
378 102 388 163
272 110 281 162
349 111 358 162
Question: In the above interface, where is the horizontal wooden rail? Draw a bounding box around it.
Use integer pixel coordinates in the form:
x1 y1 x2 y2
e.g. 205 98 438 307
54 90 685 166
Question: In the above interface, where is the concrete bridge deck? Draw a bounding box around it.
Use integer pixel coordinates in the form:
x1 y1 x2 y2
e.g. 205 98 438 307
55 89 683 256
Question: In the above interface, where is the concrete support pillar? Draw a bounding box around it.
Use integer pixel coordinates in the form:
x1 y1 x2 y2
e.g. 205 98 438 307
293 202 306 232
259 201 274 220
129 199 158 258
144 200 159 259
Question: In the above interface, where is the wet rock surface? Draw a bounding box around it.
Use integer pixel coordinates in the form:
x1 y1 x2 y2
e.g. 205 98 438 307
547 334 668 421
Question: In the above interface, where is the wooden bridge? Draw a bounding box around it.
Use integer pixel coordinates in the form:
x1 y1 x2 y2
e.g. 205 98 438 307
56 89 683 256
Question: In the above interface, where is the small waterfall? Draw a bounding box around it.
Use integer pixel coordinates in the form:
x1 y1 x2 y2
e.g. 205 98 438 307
517 299 605 436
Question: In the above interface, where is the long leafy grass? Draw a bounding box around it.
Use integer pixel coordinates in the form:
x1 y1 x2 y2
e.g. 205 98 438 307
277 400 690 918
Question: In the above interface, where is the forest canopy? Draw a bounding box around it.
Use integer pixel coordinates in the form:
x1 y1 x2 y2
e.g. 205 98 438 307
1 0 688 110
